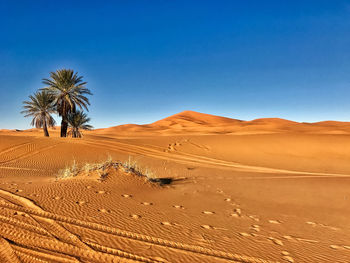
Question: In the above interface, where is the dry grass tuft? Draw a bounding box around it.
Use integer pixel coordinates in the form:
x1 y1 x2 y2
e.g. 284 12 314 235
56 156 173 185
121 156 155 180
57 160 79 179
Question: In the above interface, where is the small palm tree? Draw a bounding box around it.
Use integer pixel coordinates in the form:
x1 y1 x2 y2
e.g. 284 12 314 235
21 91 56 137
42 69 92 137
67 111 93 138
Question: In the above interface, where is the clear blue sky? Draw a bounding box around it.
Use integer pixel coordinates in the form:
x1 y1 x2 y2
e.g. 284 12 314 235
1 0 350 129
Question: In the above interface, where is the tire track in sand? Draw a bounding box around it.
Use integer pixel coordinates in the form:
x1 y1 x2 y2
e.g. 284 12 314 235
80 139 350 177
13 244 80 263
1 219 161 263
0 238 21 263
0 220 163 263
0 214 52 237
0 142 63 166
0 188 91 251
0 225 135 263
0 189 167 263
0 166 50 172
0 141 37 156
0 191 278 263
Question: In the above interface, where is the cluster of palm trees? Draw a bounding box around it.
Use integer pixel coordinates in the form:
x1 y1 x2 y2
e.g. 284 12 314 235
22 69 93 138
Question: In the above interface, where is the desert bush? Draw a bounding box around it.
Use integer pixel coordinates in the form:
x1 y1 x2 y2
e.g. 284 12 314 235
56 156 173 185
57 160 79 179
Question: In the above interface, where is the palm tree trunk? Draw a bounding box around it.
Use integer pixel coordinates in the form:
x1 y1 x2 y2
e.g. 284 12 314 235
43 119 49 137
61 117 68 137
73 128 78 138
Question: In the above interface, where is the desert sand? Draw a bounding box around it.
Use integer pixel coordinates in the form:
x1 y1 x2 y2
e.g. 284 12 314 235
0 111 349 262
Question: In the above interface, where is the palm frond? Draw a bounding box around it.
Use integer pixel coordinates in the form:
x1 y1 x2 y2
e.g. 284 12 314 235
67 111 93 138
41 69 92 120
21 91 56 129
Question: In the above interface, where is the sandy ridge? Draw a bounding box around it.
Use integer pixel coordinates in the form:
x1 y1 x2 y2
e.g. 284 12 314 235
94 111 350 135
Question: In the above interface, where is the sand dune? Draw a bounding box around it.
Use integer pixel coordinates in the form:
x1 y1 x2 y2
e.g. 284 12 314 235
93 110 350 136
0 111 350 262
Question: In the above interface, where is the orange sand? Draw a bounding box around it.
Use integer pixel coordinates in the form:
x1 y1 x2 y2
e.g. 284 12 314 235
0 111 349 262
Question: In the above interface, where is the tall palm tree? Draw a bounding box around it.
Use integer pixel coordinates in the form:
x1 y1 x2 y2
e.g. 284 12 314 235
42 69 92 137
21 91 56 137
67 111 93 138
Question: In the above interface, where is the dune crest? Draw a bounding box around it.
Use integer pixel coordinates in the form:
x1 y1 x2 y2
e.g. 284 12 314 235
0 114 350 262
93 110 350 136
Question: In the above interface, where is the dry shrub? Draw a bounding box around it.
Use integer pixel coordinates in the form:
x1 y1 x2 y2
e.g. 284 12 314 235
56 156 173 185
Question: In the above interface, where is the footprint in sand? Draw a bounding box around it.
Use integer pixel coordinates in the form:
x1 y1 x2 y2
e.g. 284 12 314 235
121 194 132 198
251 225 260 232
166 143 176 152
281 252 294 263
230 208 242 218
15 189 23 193
230 213 240 218
202 211 215 215
161 222 174 226
248 215 260 222
268 237 284 246
76 200 86 205
213 226 227 231
330 245 342 249
98 208 111 213
306 221 317 226
201 225 226 230
86 186 92 189
130 214 141 219
329 244 350 250
53 196 61 200
96 190 107 194
283 257 294 263
14 211 27 217
173 205 184 209
268 219 281 224
141 202 153 206
224 198 231 202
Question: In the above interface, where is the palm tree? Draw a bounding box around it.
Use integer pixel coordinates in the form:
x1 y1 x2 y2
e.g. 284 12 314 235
42 69 92 137
21 91 56 137
67 111 93 138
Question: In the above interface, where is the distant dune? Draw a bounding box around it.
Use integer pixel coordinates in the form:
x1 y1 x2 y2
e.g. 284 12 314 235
94 110 350 136
4 111 350 136
1 110 350 262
